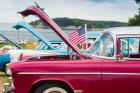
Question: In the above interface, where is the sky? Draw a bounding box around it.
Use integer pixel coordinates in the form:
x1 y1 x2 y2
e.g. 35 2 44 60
0 0 138 23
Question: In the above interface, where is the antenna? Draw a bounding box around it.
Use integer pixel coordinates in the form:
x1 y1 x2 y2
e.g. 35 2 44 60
34 1 45 10
34 1 49 17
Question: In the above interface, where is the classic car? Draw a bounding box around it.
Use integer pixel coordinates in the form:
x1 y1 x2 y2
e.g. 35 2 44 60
4 22 68 74
0 33 21 73
8 22 68 62
9 22 102 62
4 6 140 93
5 21 101 75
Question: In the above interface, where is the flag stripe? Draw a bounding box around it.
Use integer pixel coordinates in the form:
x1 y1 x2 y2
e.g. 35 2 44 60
68 26 86 45
69 32 78 40
69 33 79 40
73 36 86 44
75 36 86 44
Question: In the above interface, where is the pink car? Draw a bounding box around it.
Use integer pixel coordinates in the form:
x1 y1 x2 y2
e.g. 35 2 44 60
4 6 140 93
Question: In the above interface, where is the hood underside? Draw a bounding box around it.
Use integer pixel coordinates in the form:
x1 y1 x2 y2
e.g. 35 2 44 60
19 6 83 58
13 22 54 50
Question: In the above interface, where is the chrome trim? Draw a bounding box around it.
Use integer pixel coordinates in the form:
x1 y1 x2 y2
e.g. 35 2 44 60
106 32 116 57
117 34 140 38
74 90 83 93
123 57 140 60
90 54 116 60
90 53 140 61
103 72 140 76
18 72 140 76
18 72 101 75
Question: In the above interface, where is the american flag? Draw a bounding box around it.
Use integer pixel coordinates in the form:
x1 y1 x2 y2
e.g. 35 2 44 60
68 26 86 45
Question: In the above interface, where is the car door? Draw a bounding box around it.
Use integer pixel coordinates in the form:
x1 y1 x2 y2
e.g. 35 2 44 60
69 59 102 93
102 36 140 93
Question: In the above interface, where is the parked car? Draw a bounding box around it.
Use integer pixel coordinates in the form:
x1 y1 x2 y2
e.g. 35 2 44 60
0 33 21 73
5 22 101 75
9 22 68 62
4 6 140 93
9 22 101 62
4 22 68 74
13 22 55 50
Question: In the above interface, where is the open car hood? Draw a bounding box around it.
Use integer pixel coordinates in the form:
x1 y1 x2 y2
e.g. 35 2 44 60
13 22 55 50
19 6 83 57
0 34 21 49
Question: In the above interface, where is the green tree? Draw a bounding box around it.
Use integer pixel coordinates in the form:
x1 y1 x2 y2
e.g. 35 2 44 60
128 13 140 26
135 0 140 4
127 0 140 25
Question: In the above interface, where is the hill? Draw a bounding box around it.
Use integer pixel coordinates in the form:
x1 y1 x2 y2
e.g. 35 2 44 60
29 17 126 29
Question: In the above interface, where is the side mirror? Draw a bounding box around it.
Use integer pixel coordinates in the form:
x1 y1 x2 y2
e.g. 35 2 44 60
116 54 124 63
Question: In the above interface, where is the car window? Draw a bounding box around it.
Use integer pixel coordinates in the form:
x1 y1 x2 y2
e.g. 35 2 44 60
120 37 139 58
89 33 114 57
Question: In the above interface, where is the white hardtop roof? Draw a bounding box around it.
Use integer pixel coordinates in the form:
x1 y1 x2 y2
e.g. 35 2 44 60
104 26 140 36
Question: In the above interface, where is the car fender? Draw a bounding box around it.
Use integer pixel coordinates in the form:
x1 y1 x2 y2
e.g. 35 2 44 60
29 78 75 93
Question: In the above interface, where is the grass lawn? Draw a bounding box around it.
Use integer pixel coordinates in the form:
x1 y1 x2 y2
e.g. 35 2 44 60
0 42 15 48
0 72 9 93
0 42 35 49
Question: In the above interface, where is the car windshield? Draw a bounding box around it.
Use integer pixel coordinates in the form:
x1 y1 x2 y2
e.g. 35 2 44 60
88 33 114 57
58 42 68 49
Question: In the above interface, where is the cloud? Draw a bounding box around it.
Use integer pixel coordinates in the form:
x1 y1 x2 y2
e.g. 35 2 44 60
0 0 138 23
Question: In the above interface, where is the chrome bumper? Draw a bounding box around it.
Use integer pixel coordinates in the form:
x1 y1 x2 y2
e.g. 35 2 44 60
3 83 14 93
